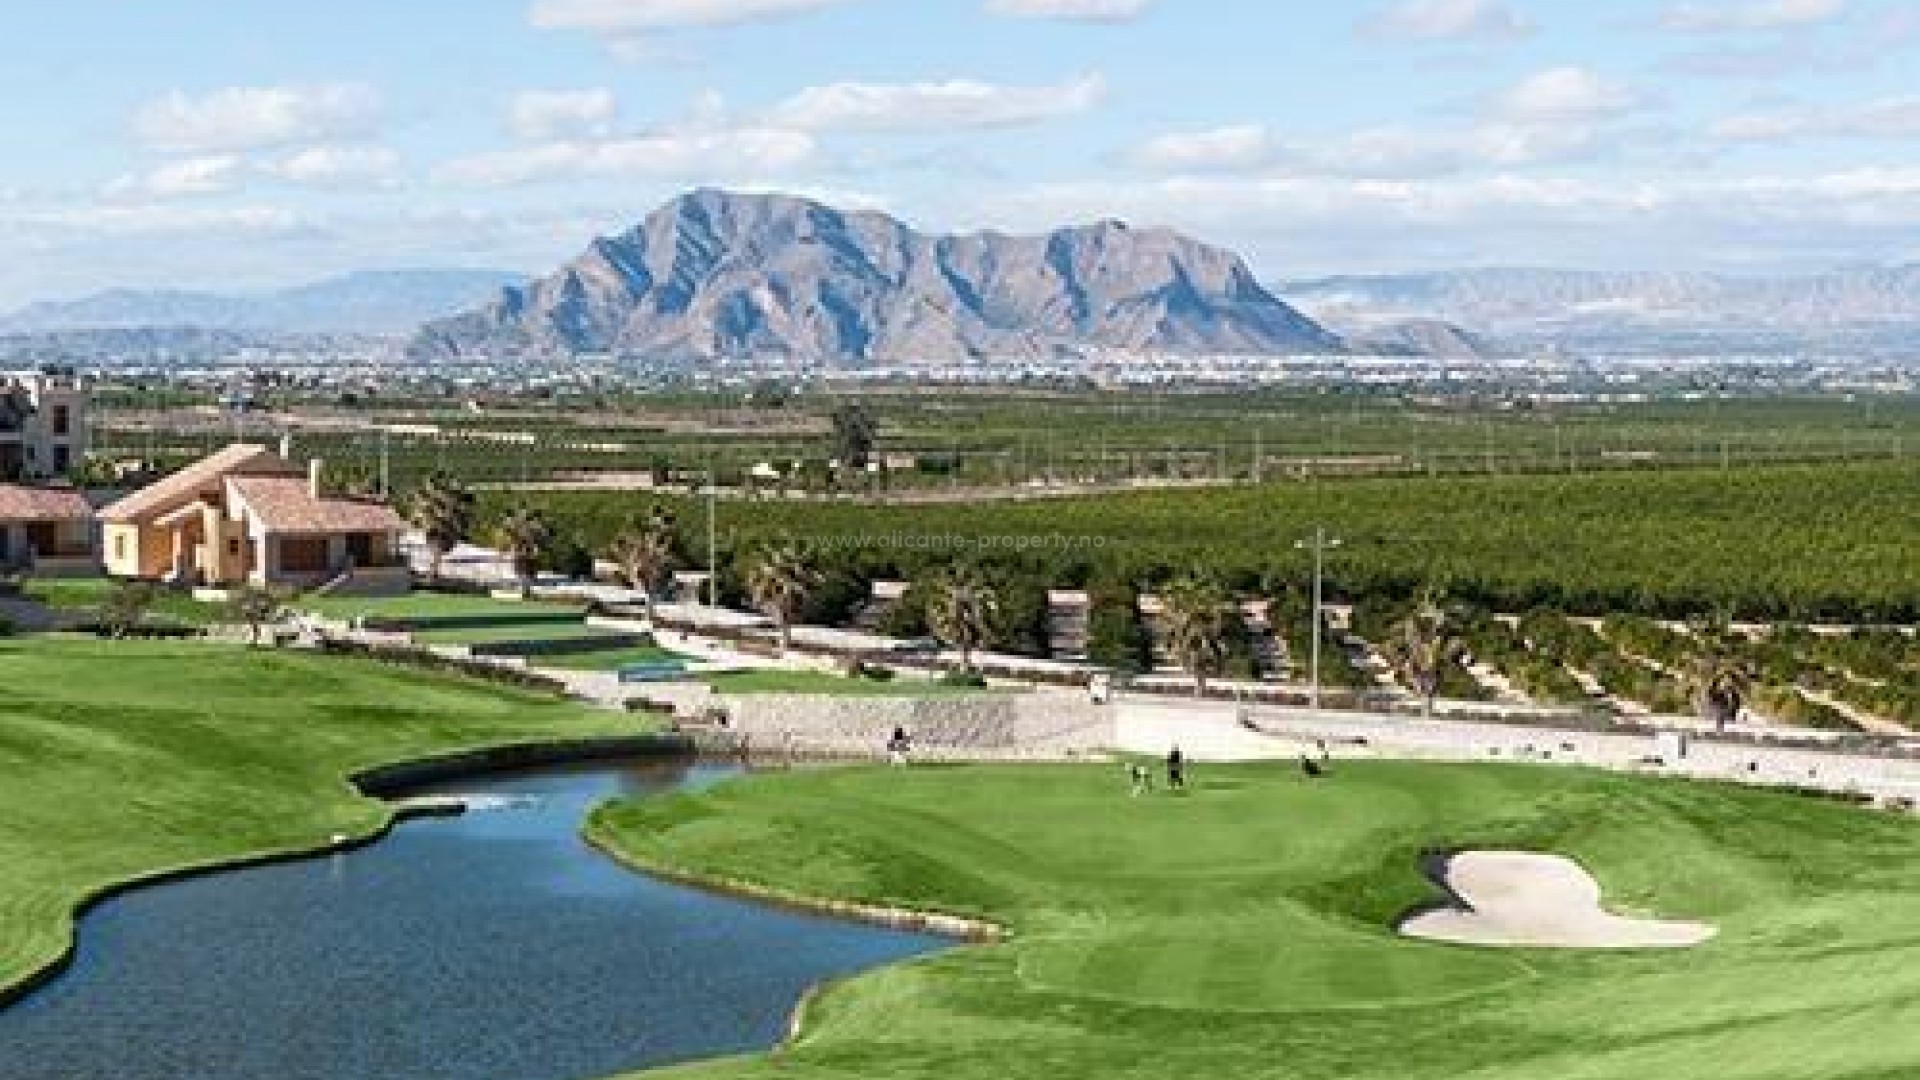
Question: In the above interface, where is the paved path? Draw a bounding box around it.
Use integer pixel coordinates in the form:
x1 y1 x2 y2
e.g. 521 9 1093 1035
0 596 68 633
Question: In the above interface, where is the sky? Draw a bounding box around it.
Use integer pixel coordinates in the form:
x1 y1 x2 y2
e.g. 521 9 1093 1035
1 0 1918 308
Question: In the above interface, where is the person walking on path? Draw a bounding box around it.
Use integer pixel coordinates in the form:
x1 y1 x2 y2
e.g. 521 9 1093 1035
1166 746 1187 792
888 726 914 767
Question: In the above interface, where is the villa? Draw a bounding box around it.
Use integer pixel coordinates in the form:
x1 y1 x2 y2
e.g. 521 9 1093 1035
0 483 96 576
99 443 410 595
0 370 90 482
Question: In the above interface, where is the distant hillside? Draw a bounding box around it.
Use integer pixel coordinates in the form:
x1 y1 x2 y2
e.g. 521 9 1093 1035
413 188 1343 366
1280 266 1920 355
0 270 527 336
1319 316 1505 360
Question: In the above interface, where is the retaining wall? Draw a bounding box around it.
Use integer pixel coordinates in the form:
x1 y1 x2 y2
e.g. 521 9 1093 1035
707 692 1114 759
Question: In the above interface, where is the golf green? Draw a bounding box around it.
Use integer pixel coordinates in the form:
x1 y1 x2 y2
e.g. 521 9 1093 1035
591 761 1920 1080
0 636 637 999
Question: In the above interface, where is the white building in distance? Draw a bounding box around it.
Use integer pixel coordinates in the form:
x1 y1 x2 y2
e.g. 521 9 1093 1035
0 369 90 481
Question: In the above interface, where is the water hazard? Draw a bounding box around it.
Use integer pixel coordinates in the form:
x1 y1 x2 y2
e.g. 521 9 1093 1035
0 760 945 1080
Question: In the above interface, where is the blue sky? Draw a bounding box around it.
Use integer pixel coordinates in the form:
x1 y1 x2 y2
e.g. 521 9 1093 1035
1 0 1917 307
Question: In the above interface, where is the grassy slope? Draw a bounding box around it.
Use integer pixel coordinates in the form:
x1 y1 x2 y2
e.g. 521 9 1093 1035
593 762 1920 1080
0 637 636 997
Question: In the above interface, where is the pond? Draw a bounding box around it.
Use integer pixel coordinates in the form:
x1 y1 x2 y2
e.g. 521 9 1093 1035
0 760 946 1080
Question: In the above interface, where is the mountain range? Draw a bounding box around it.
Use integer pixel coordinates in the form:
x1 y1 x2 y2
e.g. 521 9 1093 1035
1282 267 1920 355
8 191 1917 366
411 189 1342 365
0 270 525 337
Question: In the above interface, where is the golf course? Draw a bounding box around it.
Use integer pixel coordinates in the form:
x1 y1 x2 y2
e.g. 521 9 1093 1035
0 636 637 1000
6 635 1920 1079
591 761 1920 1080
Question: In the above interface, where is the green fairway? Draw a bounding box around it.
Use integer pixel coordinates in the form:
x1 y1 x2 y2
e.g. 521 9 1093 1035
592 761 1920 1080
0 637 637 1000
705 670 1004 698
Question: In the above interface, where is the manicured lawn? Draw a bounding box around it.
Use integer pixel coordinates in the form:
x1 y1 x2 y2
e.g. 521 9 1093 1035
294 592 585 623
705 670 1003 698
413 622 622 646
23 577 224 627
593 761 1920 1080
538 645 690 672
0 637 637 1001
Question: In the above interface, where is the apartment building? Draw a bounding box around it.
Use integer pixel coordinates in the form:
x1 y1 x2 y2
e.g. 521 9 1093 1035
0 370 90 481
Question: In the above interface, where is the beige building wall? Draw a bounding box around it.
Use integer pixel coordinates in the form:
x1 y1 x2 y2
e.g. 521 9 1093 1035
102 523 167 579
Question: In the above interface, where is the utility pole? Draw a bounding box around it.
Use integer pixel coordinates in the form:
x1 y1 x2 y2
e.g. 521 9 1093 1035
1295 526 1342 713
706 461 719 609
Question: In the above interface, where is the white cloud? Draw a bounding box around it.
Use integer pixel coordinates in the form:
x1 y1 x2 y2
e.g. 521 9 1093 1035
1711 96 1920 142
44 202 304 238
766 74 1107 133
510 89 620 140
263 146 403 186
105 156 245 199
984 0 1151 22
1360 0 1532 42
132 84 382 154
1489 67 1641 122
1129 125 1285 172
986 168 1920 274
1661 0 1848 33
1128 120 1603 180
528 0 855 32
1120 70 1640 183
435 127 817 185
105 145 401 200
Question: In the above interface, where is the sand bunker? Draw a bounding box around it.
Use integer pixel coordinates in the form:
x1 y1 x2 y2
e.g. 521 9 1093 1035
1399 851 1716 950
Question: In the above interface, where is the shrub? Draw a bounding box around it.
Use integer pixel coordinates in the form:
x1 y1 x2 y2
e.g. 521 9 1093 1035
1085 583 1150 674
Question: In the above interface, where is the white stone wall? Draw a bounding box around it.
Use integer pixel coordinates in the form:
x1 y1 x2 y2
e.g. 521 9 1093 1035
712 692 1113 758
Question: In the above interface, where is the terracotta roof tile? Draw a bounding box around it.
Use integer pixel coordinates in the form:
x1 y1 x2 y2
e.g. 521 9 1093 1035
226 476 406 535
100 444 297 523
0 484 92 522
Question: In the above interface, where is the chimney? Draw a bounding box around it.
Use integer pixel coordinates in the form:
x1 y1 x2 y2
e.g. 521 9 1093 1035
309 458 324 499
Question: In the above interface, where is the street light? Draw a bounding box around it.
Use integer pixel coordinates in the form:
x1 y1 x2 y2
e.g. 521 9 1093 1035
1295 527 1342 713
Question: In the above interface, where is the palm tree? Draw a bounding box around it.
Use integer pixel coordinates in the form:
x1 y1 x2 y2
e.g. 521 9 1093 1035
1382 588 1464 719
494 508 555 595
829 402 879 478
606 507 679 600
1159 576 1235 696
1688 621 1756 732
926 566 1000 674
745 540 822 651
406 473 475 582
225 585 286 647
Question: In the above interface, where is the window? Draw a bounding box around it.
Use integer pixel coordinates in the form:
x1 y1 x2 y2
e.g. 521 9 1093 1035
114 534 128 561
51 405 70 437
52 446 70 474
